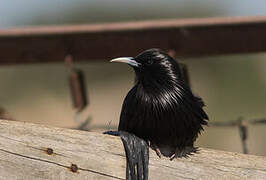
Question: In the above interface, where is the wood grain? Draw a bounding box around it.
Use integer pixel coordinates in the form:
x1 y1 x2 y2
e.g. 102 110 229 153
0 119 265 179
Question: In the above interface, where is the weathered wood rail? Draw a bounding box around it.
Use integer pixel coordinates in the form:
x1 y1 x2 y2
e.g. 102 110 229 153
0 119 265 179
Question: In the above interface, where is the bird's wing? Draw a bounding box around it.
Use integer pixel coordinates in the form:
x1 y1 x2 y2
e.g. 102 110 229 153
118 86 137 131
193 94 205 108
175 82 209 122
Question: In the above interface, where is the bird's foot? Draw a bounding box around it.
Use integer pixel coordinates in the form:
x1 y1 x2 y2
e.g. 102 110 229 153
169 146 198 160
150 143 162 158
104 131 149 180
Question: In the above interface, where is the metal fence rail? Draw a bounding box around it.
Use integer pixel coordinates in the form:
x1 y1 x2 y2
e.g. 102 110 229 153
1 16 266 65
210 118 266 154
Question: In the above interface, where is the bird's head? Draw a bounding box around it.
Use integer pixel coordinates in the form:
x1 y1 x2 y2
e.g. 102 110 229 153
110 49 182 84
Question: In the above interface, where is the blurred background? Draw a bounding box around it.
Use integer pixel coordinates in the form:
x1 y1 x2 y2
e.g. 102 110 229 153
0 0 266 156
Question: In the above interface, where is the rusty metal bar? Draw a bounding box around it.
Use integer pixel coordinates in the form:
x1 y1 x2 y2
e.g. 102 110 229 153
237 118 248 154
65 55 88 112
1 16 266 65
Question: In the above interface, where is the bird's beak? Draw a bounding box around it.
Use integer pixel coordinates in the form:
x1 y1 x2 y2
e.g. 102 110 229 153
110 57 140 67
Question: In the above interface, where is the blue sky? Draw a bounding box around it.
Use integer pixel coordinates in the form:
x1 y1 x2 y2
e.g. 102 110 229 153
0 0 266 28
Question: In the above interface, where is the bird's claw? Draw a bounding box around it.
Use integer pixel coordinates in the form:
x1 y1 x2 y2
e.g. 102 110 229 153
104 131 149 180
170 146 199 160
150 143 162 158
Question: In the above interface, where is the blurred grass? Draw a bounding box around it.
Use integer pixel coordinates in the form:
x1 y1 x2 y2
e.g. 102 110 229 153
1 53 266 156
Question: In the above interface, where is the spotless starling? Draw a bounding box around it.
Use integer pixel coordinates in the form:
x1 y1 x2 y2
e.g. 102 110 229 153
105 48 208 179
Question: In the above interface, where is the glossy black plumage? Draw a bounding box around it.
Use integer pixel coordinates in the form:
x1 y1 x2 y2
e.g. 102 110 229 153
118 49 208 156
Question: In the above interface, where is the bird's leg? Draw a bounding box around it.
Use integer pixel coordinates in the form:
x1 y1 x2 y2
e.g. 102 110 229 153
104 131 149 180
170 146 198 160
150 143 162 158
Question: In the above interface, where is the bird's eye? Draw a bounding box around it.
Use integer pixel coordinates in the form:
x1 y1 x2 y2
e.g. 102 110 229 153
146 59 153 65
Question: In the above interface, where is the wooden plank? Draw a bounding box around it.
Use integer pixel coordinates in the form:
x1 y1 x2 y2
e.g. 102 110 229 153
0 16 266 65
0 119 265 179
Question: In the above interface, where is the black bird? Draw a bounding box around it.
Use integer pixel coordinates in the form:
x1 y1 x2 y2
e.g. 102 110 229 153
105 48 208 179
